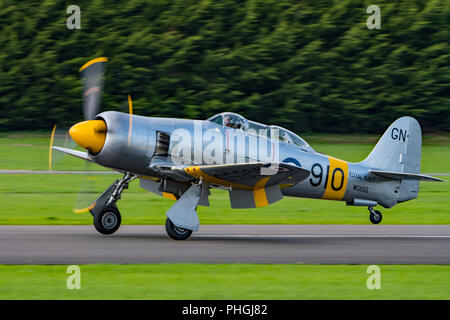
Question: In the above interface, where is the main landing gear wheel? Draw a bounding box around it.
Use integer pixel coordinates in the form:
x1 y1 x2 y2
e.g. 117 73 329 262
369 209 382 224
165 218 192 240
93 206 122 235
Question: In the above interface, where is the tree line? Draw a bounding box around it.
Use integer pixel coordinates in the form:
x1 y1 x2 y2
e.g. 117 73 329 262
0 0 448 133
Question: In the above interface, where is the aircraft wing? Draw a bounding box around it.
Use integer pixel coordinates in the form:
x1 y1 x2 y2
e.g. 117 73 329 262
369 170 445 182
147 161 310 208
177 162 310 208
52 146 93 163
52 146 126 174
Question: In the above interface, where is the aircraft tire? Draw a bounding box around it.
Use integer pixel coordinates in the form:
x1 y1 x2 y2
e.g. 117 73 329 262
165 218 192 240
369 210 382 224
93 206 121 235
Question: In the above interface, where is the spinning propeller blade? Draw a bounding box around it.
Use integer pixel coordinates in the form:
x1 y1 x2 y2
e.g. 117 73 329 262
128 94 133 146
79 57 108 120
49 124 57 171
48 124 77 171
73 160 98 214
71 57 109 213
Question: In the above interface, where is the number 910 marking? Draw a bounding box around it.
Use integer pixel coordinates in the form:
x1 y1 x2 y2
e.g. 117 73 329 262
309 158 348 200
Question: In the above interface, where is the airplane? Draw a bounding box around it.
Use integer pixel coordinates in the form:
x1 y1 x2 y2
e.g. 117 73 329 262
52 57 444 240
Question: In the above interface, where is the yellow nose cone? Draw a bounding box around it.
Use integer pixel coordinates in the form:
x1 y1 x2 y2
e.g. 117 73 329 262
69 120 107 154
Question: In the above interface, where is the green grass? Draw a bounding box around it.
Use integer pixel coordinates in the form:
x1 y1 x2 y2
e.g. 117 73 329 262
0 133 448 225
0 264 449 299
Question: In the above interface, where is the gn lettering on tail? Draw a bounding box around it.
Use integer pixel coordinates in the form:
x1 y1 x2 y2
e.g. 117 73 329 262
391 128 408 142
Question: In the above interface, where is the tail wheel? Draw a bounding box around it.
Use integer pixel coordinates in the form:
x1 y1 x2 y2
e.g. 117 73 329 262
369 210 382 224
93 206 121 235
165 218 192 240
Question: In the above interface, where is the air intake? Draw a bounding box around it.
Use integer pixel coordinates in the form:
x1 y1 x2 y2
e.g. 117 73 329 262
155 131 170 156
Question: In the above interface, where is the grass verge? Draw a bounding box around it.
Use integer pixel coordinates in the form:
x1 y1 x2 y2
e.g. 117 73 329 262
0 264 449 300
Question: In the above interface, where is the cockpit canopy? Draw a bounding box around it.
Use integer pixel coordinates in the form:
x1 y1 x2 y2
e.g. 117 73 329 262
207 112 313 152
208 112 247 130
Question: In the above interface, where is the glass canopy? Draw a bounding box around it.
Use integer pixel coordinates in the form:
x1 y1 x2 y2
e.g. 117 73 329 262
207 112 313 151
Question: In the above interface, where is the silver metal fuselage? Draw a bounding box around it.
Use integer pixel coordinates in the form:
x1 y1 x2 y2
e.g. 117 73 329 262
92 111 400 209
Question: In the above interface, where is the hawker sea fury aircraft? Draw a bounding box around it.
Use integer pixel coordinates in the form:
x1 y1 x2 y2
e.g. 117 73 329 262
53 57 444 240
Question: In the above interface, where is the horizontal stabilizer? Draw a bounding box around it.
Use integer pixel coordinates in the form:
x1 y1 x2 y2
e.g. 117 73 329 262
369 170 445 182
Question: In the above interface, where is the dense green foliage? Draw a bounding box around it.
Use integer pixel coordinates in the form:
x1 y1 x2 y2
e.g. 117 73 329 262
0 0 448 133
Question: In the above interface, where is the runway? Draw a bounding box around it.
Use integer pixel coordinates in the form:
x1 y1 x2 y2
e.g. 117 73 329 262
0 225 449 264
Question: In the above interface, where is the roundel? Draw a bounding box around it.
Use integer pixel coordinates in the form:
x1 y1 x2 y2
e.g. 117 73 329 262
282 157 301 168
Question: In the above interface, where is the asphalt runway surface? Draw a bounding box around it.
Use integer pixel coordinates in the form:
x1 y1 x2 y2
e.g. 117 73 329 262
1 225 449 264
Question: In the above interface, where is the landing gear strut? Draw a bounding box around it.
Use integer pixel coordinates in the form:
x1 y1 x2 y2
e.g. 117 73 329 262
90 172 138 235
368 206 382 224
164 183 203 240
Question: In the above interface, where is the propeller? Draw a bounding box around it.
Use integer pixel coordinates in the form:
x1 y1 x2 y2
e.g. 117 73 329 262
71 57 109 213
47 57 107 213
50 57 136 213
48 57 108 170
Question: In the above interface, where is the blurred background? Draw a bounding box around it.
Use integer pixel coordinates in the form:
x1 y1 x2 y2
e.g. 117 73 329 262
0 0 448 134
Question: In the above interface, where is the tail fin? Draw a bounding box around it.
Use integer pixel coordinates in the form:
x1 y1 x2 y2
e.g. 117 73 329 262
362 116 422 202
362 116 421 172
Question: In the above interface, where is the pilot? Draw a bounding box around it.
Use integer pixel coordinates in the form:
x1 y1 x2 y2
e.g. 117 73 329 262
280 131 293 144
224 115 234 128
